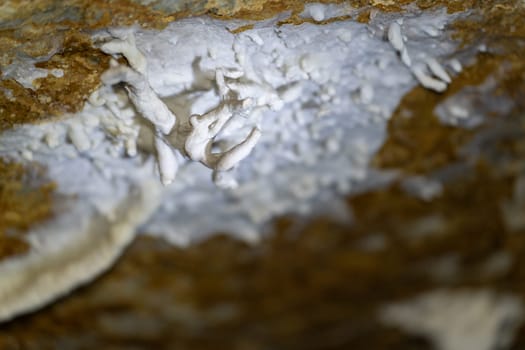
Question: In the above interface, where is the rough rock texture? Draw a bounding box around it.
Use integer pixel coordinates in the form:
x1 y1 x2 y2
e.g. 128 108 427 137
0 0 480 131
0 160 55 259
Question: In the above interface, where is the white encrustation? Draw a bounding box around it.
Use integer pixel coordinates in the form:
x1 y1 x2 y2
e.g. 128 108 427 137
0 5 473 321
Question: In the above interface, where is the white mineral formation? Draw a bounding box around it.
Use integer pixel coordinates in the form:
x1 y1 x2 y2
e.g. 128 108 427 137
0 5 475 321
98 30 263 185
380 290 524 350
387 20 455 92
0 178 162 322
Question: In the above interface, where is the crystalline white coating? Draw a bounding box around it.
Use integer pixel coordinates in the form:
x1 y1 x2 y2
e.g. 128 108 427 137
0 7 471 321
133 10 462 243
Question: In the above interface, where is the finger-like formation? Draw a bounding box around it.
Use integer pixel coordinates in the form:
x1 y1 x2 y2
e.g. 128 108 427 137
387 21 456 92
185 103 261 173
97 33 262 186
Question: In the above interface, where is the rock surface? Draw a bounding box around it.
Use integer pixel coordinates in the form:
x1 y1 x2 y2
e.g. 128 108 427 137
1 1 525 349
